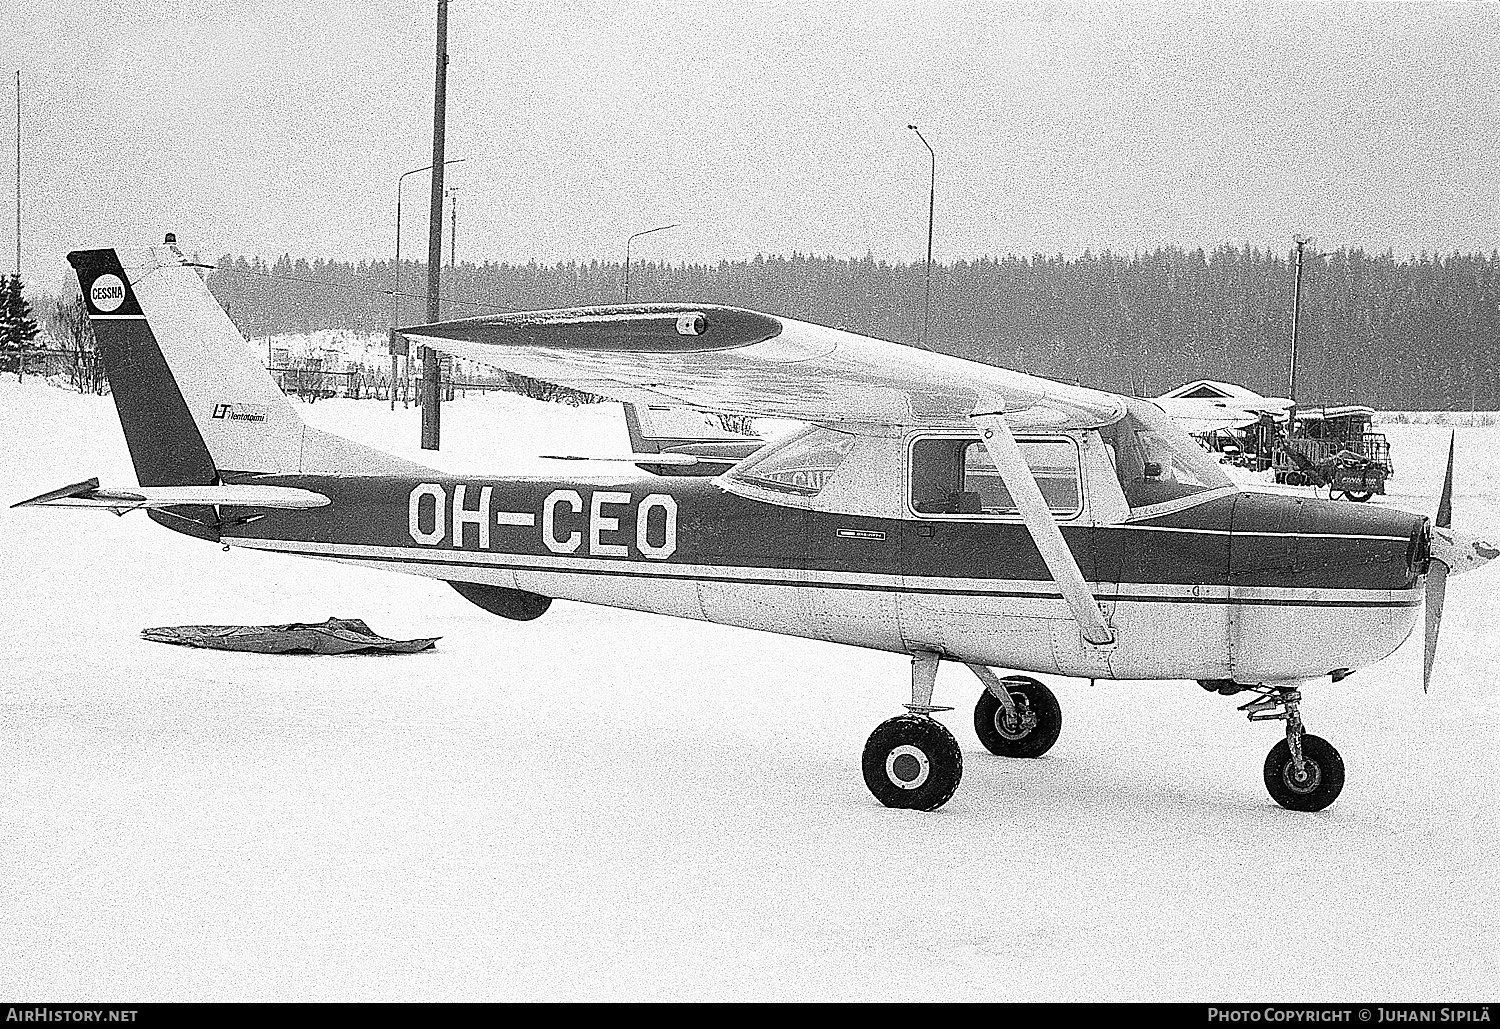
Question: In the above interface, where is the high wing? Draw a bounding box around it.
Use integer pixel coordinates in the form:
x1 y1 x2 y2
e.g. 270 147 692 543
1157 399 1264 434
404 303 1127 647
400 304 1126 430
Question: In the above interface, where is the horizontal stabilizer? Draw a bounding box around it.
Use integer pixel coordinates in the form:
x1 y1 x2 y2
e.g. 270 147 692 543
12 478 330 512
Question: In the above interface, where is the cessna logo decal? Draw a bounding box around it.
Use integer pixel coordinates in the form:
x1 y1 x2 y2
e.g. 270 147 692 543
211 403 268 423
408 483 678 560
90 274 126 312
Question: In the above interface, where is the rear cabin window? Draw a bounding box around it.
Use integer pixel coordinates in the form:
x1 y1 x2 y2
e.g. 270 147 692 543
909 436 1081 517
728 425 856 497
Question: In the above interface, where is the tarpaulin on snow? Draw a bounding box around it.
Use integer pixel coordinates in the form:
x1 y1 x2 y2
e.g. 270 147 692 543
140 617 439 655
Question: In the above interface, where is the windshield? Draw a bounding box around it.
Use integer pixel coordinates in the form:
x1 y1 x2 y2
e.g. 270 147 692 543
728 425 856 497
1101 399 1232 510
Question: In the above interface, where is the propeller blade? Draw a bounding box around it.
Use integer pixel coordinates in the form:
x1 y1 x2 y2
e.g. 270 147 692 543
1421 433 1457 694
1422 559 1448 694
1436 430 1454 530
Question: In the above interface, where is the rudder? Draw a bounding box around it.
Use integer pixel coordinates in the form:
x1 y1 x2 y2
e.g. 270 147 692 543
69 247 218 487
68 241 428 493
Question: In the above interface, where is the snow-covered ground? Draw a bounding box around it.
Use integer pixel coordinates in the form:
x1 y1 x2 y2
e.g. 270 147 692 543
1 380 1495 1001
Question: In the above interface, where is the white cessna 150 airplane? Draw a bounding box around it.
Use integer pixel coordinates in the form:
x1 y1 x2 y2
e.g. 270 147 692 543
17 242 1499 812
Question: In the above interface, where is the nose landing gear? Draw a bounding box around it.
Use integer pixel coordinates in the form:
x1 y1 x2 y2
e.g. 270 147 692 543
1238 685 1346 811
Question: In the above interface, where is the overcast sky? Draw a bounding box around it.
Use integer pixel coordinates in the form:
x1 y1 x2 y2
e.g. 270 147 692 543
5 1 1499 289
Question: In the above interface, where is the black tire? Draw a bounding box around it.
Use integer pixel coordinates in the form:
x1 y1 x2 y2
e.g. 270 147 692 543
861 715 963 811
1286 471 1307 487
1263 734 1345 812
1345 490 1373 503
973 676 1062 758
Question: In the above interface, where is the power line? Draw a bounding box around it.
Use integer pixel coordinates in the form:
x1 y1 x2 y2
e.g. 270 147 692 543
14 70 20 276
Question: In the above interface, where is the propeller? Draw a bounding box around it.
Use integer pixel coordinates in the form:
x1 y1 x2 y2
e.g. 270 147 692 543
1421 433 1453 693
1422 432 1500 691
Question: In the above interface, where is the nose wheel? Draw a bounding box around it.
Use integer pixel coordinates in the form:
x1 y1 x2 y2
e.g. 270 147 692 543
1263 734 1345 811
1237 685 1346 811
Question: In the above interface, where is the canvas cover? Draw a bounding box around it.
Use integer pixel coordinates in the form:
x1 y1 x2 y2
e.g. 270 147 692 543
141 617 438 655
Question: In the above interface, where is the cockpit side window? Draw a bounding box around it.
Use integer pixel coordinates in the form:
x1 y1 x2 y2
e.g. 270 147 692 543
909 435 1081 517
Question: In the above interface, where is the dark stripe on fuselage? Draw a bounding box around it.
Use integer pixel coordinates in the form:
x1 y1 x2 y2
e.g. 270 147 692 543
225 474 1425 596
244 542 1422 609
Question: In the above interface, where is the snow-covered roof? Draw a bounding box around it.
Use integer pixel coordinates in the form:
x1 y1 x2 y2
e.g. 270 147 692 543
1156 380 1274 402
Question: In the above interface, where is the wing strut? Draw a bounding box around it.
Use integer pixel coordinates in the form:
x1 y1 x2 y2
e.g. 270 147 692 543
971 404 1116 647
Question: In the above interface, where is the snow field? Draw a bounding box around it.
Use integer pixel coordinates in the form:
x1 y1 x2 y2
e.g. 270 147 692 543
1 380 1495 1000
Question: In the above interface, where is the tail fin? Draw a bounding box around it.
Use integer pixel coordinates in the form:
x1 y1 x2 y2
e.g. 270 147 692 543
68 242 427 490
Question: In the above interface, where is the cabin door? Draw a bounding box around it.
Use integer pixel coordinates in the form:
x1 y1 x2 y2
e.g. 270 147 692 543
898 433 1088 672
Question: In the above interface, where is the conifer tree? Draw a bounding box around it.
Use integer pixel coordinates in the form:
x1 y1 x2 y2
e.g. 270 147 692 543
0 274 13 375
1 272 39 380
203 247 1500 410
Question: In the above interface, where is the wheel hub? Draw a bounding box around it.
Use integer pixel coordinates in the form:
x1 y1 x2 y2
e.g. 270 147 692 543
885 745 931 790
993 695 1037 740
1283 758 1322 794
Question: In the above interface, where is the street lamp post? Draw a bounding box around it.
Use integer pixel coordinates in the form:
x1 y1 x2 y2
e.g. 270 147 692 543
623 223 679 303
392 158 465 409
907 124 935 348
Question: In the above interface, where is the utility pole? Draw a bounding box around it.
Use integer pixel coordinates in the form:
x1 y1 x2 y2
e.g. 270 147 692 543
13 70 19 276
907 124 935 349
1288 238 1308 437
14 70 21 383
420 0 449 451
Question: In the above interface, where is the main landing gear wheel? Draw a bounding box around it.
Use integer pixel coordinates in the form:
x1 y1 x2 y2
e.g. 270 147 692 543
1263 734 1345 812
1344 489 1373 503
862 715 963 811
973 676 1062 758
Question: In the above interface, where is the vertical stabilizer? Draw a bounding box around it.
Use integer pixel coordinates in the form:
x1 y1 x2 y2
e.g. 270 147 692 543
67 242 428 488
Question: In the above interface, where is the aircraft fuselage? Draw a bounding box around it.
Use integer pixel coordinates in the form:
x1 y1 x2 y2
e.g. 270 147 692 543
225 473 1428 685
